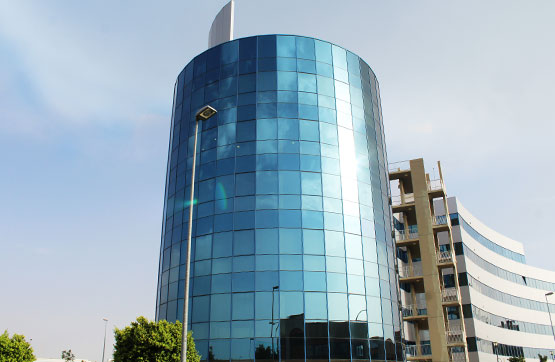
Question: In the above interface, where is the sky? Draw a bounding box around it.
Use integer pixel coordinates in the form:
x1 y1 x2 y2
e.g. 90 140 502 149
0 0 554 360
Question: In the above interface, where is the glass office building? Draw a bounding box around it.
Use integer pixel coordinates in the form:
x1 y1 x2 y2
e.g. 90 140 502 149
156 35 402 362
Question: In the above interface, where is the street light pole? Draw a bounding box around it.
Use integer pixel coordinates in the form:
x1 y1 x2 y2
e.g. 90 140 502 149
546 292 555 346
181 105 217 362
493 342 499 362
101 318 108 362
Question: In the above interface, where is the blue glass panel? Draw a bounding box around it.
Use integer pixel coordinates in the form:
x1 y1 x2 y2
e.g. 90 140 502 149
298 92 318 106
255 229 279 254
233 272 255 292
346 258 364 275
279 228 302 254
277 103 298 118
278 154 300 170
321 157 340 175
331 45 347 69
315 40 333 64
277 57 297 71
299 121 320 143
257 90 277 103
211 294 231 321
220 76 237 97
231 339 252 361
217 123 236 146
324 212 344 231
193 275 211 295
196 216 213 235
256 171 279 194
212 257 232 274
256 195 278 209
279 194 301 209
278 139 300 153
257 72 277 91
258 57 277 72
256 154 278 170
277 36 296 57
304 255 325 271
234 211 255 230
192 295 210 322
235 155 256 173
257 140 278 154
256 210 279 228
301 172 322 196
255 292 278 320
325 231 345 257
212 273 231 293
305 292 327 319
279 171 301 194
232 320 254 338
238 73 256 93
279 210 302 228
297 59 316 74
302 210 324 229
327 293 348 320
277 71 298 91
214 213 233 232
280 254 303 270
255 98 276 116
210 323 230 339
195 234 212 260
302 195 323 211
221 40 239 64
280 291 303 319
280 271 303 291
237 104 256 121
322 174 341 198
256 271 279 291
232 292 255 319
240 37 257 60
316 76 334 97
236 173 255 196
258 35 276 58
234 229 255 255
304 271 327 292
256 254 279 271
233 255 255 272
299 73 317 93
303 229 325 254
319 122 338 145
296 37 315 60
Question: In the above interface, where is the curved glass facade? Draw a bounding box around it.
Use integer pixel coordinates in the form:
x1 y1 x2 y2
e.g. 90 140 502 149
156 35 401 362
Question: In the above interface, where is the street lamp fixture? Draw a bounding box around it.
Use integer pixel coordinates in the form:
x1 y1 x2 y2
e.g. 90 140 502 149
181 105 218 362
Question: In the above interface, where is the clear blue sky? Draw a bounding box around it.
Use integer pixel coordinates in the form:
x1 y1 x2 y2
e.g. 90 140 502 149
1 1 554 360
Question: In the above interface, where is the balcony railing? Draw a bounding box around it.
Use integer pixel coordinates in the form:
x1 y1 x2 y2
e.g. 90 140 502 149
427 179 444 192
432 215 449 226
442 287 459 303
394 229 419 241
437 250 454 264
450 352 467 362
401 304 428 318
389 160 411 173
405 343 432 357
399 265 423 278
446 322 465 344
391 193 414 206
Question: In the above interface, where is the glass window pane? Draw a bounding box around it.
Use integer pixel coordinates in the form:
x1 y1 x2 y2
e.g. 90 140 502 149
305 292 327 319
279 228 302 254
327 293 348 320
232 292 255 319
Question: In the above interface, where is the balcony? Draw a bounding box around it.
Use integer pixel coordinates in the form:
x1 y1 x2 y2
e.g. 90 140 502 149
395 228 419 242
427 179 445 197
389 160 411 174
401 304 428 319
405 343 432 358
450 352 467 362
399 265 423 280
446 322 465 345
442 287 459 304
391 194 415 213
437 250 454 265
432 215 450 231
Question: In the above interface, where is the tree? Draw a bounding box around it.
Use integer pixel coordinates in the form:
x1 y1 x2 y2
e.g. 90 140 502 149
508 356 525 362
0 330 35 362
113 316 201 362
539 355 548 362
61 349 75 362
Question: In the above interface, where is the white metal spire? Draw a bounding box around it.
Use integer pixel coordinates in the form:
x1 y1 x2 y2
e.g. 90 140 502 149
208 0 235 48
